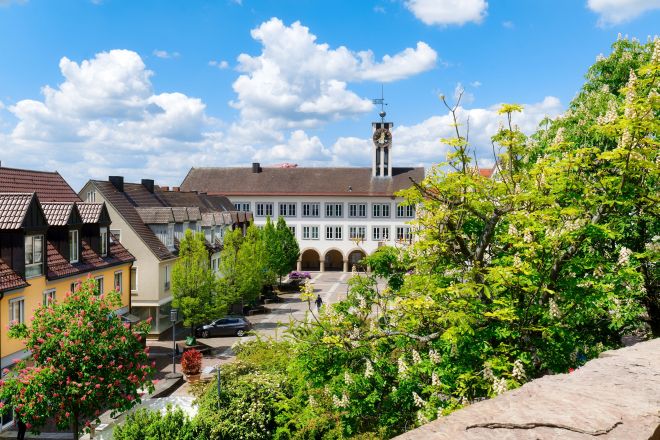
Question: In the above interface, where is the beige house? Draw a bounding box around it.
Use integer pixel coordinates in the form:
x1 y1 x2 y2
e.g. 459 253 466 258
79 177 251 335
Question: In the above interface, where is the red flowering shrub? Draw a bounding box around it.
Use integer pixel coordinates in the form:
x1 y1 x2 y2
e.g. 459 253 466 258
0 277 155 440
181 349 202 376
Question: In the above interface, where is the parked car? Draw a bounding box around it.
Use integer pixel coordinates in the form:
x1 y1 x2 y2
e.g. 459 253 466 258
195 316 253 338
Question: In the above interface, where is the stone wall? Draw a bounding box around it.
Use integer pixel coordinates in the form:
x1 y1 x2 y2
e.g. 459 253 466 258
395 338 660 439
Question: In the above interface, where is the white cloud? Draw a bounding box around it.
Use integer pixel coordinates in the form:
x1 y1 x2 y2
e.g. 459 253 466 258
587 0 660 25
405 0 488 26
254 130 332 163
230 18 437 128
393 96 562 165
470 80 482 88
153 49 180 59
209 59 230 69
502 20 515 29
374 5 386 13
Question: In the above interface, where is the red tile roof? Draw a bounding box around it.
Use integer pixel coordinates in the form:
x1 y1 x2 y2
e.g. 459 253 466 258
0 258 28 293
77 203 104 223
479 167 495 178
46 238 135 280
41 202 76 226
0 193 34 229
0 166 81 202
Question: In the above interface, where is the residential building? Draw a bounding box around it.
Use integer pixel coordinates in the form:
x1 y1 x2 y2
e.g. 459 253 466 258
180 116 424 272
79 177 252 334
0 166 135 369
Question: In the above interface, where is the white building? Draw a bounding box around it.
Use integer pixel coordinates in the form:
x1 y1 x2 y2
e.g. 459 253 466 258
180 118 424 272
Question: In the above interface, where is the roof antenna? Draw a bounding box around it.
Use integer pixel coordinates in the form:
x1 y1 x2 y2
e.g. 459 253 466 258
371 84 388 123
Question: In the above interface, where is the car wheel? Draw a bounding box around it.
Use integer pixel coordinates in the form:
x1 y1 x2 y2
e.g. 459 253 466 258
201 330 210 338
236 329 246 337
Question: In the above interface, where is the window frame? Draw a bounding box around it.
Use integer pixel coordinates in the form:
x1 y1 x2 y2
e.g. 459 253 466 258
348 203 367 218
302 225 319 240
372 203 391 218
349 226 366 240
396 226 412 242
100 226 108 257
130 267 138 293
164 264 171 291
302 202 320 217
68 229 79 263
256 202 274 217
114 270 123 293
24 234 44 278
9 297 25 325
324 203 343 218
396 203 415 218
43 289 56 306
234 202 251 212
279 202 297 217
94 276 104 295
325 225 343 240
372 226 391 241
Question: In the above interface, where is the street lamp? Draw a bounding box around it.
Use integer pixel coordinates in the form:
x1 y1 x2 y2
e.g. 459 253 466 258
170 308 178 373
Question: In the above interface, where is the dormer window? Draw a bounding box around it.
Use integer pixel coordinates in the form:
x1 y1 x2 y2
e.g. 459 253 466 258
69 229 79 263
25 235 44 278
100 227 108 257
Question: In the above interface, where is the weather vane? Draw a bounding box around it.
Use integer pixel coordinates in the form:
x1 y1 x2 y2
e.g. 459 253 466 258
371 84 388 122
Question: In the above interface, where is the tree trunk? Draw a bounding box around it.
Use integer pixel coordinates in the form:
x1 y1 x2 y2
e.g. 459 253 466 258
71 414 79 440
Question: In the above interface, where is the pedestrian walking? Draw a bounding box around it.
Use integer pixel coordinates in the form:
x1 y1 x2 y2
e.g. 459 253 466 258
315 295 323 312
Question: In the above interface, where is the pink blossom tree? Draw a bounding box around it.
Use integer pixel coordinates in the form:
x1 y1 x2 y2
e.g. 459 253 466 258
0 277 155 440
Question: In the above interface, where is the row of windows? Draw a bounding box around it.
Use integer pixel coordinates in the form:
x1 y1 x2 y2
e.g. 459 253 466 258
295 225 413 242
8 271 125 325
242 202 415 219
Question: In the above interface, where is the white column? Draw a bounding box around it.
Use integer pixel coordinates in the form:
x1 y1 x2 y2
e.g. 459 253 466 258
388 146 393 178
372 146 378 176
379 147 385 177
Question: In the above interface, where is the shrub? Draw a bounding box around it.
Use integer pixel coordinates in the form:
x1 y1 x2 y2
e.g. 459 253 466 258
181 349 202 376
113 405 206 440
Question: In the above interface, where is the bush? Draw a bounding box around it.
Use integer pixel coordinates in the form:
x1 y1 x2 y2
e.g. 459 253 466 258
181 349 203 376
113 405 207 440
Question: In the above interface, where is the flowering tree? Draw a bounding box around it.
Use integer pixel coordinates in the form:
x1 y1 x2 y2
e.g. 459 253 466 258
0 277 155 440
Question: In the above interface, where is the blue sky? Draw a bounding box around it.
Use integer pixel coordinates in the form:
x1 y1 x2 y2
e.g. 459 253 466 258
0 0 658 189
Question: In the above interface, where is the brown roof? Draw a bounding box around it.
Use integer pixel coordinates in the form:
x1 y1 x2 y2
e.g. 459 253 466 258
77 203 104 223
180 166 425 197
135 207 175 225
0 258 28 293
0 166 80 202
41 202 76 226
478 167 495 178
46 238 134 280
156 189 235 212
91 181 176 261
0 193 34 229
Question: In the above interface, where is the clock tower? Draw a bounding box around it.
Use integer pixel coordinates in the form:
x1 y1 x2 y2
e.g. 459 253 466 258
372 111 393 178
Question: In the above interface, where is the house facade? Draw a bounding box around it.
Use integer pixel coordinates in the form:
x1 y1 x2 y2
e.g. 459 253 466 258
180 119 424 272
0 166 134 373
79 177 252 335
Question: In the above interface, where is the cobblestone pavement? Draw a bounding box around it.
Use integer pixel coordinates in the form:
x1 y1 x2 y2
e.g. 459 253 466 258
148 272 368 388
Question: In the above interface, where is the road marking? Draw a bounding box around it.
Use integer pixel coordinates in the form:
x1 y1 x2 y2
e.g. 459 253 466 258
312 273 323 281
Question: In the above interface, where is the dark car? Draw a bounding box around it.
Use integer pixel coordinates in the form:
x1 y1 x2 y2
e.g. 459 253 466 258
195 316 253 338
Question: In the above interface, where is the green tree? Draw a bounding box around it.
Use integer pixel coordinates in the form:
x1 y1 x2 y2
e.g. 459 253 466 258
236 224 269 306
275 216 300 285
172 229 221 343
0 278 154 440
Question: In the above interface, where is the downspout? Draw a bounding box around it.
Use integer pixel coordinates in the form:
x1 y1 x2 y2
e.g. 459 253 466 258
0 292 4 370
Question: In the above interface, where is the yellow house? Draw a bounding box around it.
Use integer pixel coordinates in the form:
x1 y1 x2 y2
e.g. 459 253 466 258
0 166 135 373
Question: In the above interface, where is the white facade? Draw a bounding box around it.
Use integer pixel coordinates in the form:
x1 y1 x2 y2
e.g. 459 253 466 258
229 195 415 272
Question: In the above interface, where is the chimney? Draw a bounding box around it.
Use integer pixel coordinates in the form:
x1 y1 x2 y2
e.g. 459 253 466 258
141 179 155 193
172 186 180 192
109 176 124 192
252 162 261 173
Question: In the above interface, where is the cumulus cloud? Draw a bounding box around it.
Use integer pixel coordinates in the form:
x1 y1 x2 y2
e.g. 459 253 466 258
230 18 437 127
391 96 562 166
587 0 660 25
405 0 488 26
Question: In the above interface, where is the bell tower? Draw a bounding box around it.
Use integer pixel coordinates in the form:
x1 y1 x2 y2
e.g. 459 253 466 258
371 89 393 178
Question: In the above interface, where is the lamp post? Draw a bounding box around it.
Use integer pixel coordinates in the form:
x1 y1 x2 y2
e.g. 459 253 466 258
170 308 178 374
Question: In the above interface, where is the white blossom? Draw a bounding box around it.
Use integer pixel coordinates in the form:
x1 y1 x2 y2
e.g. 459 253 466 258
432 371 442 387
429 349 441 364
618 247 632 265
364 359 374 378
482 365 494 382
512 360 526 381
416 411 429 425
412 349 422 364
597 99 618 125
549 298 561 319
308 395 316 406
412 391 426 408
344 371 353 385
523 230 533 243
397 357 408 377
652 37 660 64
493 377 508 395
624 70 637 119
508 223 518 236
553 127 565 145
332 392 349 408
